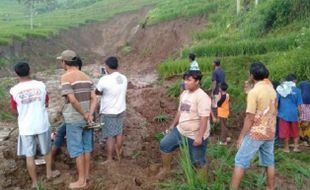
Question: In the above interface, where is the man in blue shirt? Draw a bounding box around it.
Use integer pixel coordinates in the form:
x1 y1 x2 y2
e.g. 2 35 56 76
277 74 303 153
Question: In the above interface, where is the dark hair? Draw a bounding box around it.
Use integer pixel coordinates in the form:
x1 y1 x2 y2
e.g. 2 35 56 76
286 74 297 82
105 56 118 70
220 82 228 91
73 57 83 70
189 53 196 61
213 58 221 66
14 62 30 77
183 70 202 81
64 57 82 70
271 80 280 90
249 62 269 81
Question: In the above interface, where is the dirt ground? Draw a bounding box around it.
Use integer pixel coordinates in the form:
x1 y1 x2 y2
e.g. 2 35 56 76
0 9 207 190
1 8 309 190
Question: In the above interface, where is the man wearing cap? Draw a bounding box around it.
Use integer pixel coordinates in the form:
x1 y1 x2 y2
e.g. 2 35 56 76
57 50 97 189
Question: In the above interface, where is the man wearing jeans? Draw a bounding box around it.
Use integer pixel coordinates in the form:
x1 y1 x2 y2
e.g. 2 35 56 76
231 62 277 190
57 50 97 189
157 70 211 178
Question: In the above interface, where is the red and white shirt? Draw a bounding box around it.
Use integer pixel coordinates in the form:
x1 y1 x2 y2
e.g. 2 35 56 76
10 80 50 135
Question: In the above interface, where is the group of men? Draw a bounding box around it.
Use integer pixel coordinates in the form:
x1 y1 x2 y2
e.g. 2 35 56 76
10 50 127 189
156 59 279 190
9 47 308 190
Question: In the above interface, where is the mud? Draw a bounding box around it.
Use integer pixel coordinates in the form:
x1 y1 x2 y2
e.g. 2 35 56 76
0 8 207 190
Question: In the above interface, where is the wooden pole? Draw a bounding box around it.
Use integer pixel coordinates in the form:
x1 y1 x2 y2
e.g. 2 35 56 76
237 0 241 14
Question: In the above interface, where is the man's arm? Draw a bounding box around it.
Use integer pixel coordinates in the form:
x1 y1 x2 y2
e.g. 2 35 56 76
66 93 88 121
87 91 97 123
211 81 216 95
193 116 208 146
169 111 181 129
236 113 255 149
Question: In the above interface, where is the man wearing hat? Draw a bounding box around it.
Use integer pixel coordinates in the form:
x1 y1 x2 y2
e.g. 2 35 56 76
57 50 97 189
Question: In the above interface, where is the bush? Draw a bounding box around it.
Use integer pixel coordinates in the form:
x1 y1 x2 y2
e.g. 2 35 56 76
244 0 310 36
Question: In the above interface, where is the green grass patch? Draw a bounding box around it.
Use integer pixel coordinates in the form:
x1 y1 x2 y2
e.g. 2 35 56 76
0 78 16 121
0 0 156 45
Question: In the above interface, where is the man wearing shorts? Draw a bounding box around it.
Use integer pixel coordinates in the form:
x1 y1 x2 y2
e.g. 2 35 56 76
58 50 97 189
10 62 59 188
96 56 127 163
231 62 277 190
277 74 303 152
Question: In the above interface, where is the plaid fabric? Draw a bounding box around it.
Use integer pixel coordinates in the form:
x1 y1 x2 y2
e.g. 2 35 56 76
300 104 310 121
101 112 125 138
300 121 310 139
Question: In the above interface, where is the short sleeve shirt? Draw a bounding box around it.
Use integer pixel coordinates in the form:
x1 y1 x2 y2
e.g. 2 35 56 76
189 60 200 71
96 72 127 115
277 87 303 122
177 88 211 140
61 70 94 123
9 80 50 135
212 68 225 95
246 81 277 140
299 81 310 104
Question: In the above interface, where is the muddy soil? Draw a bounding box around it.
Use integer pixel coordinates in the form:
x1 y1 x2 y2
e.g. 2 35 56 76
0 9 207 190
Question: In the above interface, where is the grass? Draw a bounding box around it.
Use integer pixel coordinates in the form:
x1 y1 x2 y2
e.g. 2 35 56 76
159 142 310 189
154 113 170 123
0 0 156 45
153 1 310 187
0 78 16 122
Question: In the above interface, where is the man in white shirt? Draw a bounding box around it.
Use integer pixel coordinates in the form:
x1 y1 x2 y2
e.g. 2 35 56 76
96 56 127 163
9 62 59 188
188 53 200 71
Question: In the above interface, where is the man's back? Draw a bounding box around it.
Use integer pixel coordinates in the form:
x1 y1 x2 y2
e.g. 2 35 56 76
10 80 49 135
299 81 310 104
97 72 127 115
212 67 225 94
61 70 94 123
277 86 303 122
247 81 277 140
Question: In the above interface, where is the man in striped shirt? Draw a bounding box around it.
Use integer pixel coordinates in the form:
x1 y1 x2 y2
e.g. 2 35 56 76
57 50 97 189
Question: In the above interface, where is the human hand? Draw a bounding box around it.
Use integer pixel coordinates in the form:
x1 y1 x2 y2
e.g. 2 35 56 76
236 136 244 149
165 125 175 134
87 114 94 124
83 112 90 121
193 136 203 146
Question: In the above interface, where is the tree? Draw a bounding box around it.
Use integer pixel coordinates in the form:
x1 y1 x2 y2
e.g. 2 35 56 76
237 0 241 14
17 0 55 30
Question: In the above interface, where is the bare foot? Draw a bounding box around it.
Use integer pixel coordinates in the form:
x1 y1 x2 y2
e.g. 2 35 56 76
68 180 86 189
156 168 169 180
100 159 113 165
31 182 38 189
116 148 123 161
47 170 60 180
